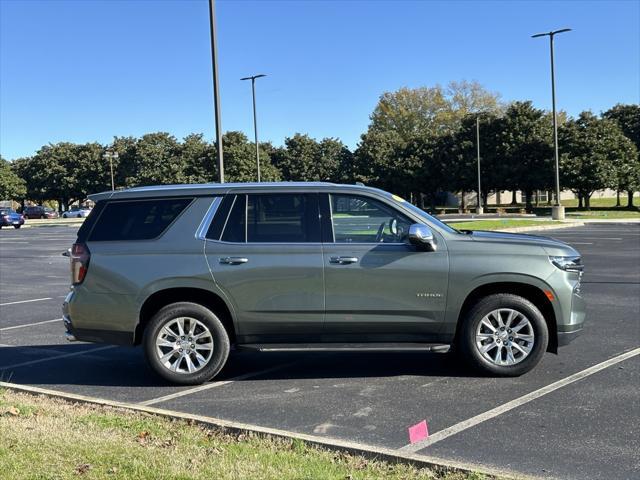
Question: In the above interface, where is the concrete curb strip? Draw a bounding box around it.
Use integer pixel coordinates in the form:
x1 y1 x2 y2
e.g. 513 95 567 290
496 222 584 233
0 381 520 479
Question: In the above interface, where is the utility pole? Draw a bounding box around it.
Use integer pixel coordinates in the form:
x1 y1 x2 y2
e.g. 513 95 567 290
476 116 483 215
241 74 266 182
103 151 118 191
532 28 571 219
208 0 224 183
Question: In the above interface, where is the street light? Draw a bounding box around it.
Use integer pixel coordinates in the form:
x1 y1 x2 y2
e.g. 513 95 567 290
476 115 483 215
532 28 571 220
208 0 224 183
103 151 118 191
240 74 267 182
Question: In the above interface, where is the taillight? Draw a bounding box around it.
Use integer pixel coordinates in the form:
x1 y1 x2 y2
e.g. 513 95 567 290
70 243 90 285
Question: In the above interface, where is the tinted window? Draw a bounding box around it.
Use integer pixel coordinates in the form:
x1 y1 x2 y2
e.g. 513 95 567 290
330 194 411 243
88 198 192 241
217 193 320 243
221 195 246 242
247 194 319 243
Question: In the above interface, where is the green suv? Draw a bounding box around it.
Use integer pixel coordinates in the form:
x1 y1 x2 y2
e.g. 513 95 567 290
62 182 585 384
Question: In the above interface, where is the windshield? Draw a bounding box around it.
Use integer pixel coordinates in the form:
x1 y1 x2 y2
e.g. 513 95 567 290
388 195 459 234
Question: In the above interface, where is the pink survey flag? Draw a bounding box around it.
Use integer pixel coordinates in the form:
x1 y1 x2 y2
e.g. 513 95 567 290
408 420 429 444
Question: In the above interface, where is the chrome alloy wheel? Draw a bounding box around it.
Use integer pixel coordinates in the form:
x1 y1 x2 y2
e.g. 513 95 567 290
155 317 214 374
475 308 535 366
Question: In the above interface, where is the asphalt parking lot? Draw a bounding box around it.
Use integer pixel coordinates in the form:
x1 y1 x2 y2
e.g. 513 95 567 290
1 224 638 479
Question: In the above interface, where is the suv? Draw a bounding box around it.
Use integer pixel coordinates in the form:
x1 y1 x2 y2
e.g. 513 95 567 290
23 205 58 219
63 183 585 385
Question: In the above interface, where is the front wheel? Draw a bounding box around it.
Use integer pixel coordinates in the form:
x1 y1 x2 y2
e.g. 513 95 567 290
13 225 21 229
459 294 548 376
143 302 230 385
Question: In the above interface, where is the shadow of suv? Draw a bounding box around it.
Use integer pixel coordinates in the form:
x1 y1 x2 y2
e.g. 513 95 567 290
62 183 585 385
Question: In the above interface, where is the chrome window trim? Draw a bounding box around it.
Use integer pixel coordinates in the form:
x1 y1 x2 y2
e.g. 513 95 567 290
195 196 222 241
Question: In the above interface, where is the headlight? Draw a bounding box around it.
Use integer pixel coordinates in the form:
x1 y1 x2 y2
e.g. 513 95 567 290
549 255 584 273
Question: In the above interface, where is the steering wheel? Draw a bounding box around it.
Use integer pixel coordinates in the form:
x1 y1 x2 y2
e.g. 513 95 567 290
374 221 386 242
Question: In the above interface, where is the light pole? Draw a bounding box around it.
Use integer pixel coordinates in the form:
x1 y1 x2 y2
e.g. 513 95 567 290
532 28 571 220
103 151 118 191
241 74 266 182
208 0 224 183
476 115 483 215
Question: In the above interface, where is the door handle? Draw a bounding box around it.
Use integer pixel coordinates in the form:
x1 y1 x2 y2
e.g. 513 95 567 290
329 256 359 265
219 257 249 265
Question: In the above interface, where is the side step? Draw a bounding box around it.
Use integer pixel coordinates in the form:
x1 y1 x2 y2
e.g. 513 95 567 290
236 343 451 353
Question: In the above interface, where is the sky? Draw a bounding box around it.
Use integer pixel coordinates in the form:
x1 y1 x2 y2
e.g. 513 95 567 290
1 0 638 160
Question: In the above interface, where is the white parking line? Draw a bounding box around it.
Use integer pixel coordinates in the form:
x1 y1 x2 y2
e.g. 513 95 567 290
399 346 640 453
0 345 115 371
0 318 62 331
0 297 53 306
139 361 298 406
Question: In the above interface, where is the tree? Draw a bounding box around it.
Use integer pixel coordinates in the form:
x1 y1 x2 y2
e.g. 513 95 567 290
271 134 351 182
0 157 26 201
496 102 554 210
130 133 184 186
559 112 632 209
221 131 280 182
355 81 502 200
181 133 217 184
603 104 640 207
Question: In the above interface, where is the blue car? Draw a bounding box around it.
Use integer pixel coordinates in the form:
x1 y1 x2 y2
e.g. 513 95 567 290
0 208 25 229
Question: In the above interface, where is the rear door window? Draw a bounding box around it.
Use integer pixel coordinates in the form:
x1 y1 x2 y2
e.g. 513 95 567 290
88 198 193 241
214 193 320 243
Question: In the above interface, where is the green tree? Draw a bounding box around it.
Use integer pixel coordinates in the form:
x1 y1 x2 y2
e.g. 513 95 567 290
181 133 217 184
603 104 640 207
0 157 26 201
272 134 351 182
222 131 280 182
497 102 554 210
130 132 184 186
559 112 630 209
356 81 502 200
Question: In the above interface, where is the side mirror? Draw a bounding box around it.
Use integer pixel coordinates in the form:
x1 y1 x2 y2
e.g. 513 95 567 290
408 224 437 251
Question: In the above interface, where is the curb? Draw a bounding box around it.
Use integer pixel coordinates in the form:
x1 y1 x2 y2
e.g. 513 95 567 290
19 222 84 229
495 222 584 233
0 381 519 480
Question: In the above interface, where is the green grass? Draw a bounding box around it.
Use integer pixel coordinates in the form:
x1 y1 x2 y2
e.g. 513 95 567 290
446 220 564 231
560 196 638 208
0 390 489 480
564 210 640 219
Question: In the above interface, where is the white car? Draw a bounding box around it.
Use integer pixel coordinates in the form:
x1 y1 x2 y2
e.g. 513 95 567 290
62 207 92 218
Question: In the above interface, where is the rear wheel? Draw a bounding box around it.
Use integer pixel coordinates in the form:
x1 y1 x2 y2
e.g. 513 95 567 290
13 225 21 229
143 302 230 385
459 294 548 376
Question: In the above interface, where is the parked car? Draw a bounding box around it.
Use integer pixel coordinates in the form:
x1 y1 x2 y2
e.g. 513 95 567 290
23 205 59 219
63 183 585 385
62 206 92 218
0 208 25 229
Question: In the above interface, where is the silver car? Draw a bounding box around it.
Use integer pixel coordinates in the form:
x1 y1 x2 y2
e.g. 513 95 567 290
63 183 585 385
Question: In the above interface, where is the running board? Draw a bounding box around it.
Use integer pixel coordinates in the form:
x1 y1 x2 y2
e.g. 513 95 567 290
236 343 451 353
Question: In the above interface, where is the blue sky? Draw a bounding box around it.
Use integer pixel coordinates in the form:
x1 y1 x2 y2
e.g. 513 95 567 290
1 0 638 160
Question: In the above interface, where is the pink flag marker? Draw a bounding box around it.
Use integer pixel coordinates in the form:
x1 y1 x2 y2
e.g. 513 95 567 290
408 420 429 444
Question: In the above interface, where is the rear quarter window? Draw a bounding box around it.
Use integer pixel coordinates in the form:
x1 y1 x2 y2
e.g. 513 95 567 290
88 198 193 241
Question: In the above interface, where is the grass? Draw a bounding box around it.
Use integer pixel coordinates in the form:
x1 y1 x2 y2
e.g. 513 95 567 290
446 219 564 231
559 196 638 208
564 210 640 219
0 389 489 480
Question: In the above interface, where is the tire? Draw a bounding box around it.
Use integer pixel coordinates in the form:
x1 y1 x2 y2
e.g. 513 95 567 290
41 215 45 219
77 214 82 218
13 225 21 229
143 302 230 385
459 293 548 377
62 214 67 218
